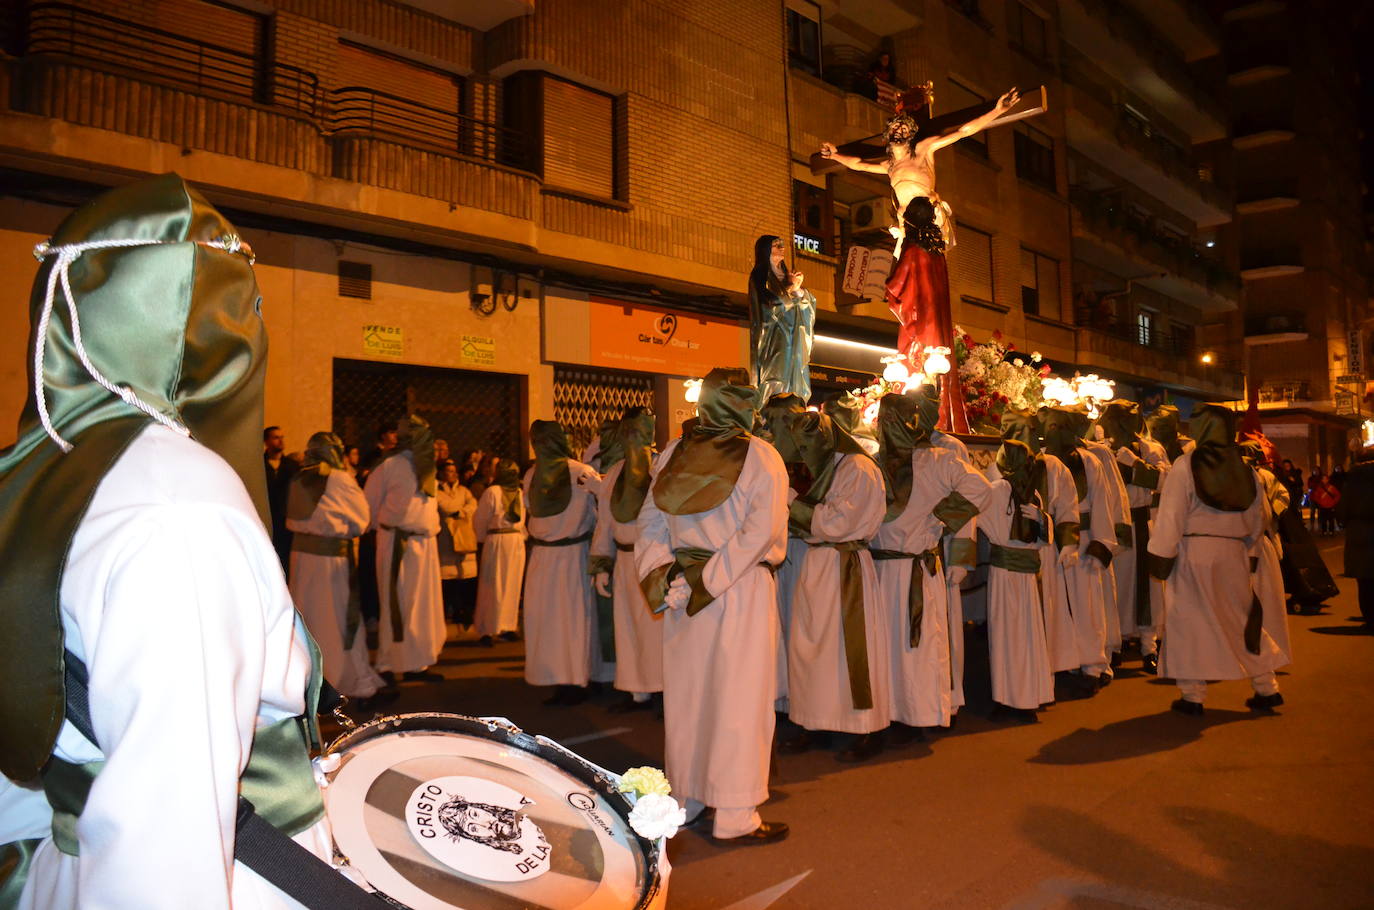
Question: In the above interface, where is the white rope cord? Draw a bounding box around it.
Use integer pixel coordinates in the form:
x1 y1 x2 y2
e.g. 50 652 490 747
31 234 250 452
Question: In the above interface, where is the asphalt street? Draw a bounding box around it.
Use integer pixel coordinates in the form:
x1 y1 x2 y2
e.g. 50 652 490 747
338 537 1374 909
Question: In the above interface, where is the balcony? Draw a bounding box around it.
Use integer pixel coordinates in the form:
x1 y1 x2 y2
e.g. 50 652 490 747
1258 380 1312 406
1075 324 1243 399
1070 187 1241 311
393 0 533 32
1226 41 1292 86
1232 114 1295 149
1059 0 1227 142
1236 178 1300 214
1062 58 1230 227
1245 311 1308 345
1240 247 1304 280
1123 0 1222 63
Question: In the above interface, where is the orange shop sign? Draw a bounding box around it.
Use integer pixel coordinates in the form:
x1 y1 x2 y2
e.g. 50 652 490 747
586 297 745 375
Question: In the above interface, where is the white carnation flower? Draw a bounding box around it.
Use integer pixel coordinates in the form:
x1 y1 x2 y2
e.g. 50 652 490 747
628 792 686 841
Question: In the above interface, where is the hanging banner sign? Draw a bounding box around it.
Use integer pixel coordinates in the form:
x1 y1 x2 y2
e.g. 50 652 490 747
1348 328 1364 376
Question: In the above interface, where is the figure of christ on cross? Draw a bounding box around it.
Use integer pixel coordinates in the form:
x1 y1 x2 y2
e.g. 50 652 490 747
821 86 1020 434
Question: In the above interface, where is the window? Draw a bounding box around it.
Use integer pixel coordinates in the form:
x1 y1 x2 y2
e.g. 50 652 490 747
1020 248 1060 320
786 5 822 77
793 180 834 256
503 72 621 200
1014 124 1056 191
1136 309 1154 347
1169 322 1194 356
950 224 994 304
1008 1 1048 60
945 78 989 158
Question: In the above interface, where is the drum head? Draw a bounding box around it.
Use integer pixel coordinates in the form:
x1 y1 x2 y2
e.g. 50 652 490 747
324 713 661 910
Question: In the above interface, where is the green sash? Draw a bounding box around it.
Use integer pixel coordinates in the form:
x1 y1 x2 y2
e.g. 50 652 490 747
293 532 362 647
810 539 873 710
872 546 940 647
381 523 425 642
989 543 1041 574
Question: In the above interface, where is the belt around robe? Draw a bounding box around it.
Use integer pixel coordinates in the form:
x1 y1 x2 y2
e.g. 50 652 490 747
1129 507 1153 626
379 523 429 642
488 527 522 535
528 530 594 547
872 545 940 648
615 540 635 552
292 532 363 646
988 543 1041 574
807 539 874 711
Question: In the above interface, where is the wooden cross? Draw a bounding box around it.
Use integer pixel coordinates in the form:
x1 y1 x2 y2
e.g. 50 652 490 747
808 83 1049 177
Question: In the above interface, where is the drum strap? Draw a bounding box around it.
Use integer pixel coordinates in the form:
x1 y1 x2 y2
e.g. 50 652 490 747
44 650 393 909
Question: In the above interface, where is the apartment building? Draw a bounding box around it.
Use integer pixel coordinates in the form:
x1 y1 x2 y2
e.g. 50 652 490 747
1217 0 1370 469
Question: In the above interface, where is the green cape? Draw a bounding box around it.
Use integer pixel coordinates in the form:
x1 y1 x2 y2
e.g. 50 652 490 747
611 408 655 524
652 368 756 516
529 420 576 518
997 440 1041 543
286 431 345 522
876 393 928 521
494 459 524 524
0 174 267 781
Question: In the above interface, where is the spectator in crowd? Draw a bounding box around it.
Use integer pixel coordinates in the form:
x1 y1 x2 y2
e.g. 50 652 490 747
474 457 527 646
1279 459 1305 509
1335 447 1374 629
434 437 450 465
1311 471 1341 535
344 444 361 478
468 453 498 500
436 458 479 633
263 425 298 577
359 420 399 480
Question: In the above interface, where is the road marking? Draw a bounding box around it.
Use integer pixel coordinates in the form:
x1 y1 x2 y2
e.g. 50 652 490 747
1005 877 1236 910
560 726 633 746
720 870 813 910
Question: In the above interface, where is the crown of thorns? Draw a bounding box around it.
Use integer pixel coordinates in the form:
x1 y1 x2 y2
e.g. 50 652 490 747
884 114 919 142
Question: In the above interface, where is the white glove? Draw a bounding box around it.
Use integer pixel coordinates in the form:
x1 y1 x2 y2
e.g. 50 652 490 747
1058 547 1079 568
1115 447 1138 467
946 565 968 585
1019 503 1041 521
594 572 612 597
664 576 691 611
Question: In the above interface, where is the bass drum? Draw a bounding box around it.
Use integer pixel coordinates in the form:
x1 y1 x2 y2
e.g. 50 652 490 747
320 712 667 909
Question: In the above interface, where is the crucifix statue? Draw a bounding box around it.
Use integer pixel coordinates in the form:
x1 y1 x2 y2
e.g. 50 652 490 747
815 82 1046 434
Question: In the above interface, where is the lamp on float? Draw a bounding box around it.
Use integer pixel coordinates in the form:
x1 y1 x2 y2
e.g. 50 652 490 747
1362 419 1374 449
922 346 951 376
881 355 911 385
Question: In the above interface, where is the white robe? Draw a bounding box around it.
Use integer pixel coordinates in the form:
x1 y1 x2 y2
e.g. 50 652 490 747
874 446 992 728
982 481 1056 710
788 453 891 735
1149 455 1288 681
1083 438 1131 650
590 461 664 693
365 452 445 674
1060 452 1115 675
1109 439 1171 640
773 535 809 706
472 484 526 637
286 469 382 697
637 436 786 812
522 461 602 687
0 425 333 910
1038 455 1082 674
933 431 974 709
1254 467 1292 663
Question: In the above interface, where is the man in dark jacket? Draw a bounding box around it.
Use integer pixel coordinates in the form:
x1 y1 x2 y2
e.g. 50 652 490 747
1335 449 1374 628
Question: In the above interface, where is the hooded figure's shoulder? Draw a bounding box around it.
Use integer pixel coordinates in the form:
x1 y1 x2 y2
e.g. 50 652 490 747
100 424 261 520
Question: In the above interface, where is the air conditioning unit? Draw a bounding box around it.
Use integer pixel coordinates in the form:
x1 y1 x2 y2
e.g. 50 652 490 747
850 197 889 230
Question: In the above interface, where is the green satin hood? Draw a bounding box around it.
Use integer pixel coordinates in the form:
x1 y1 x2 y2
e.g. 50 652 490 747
781 409 867 507
823 392 874 441
760 393 806 450
1098 400 1143 450
1190 404 1256 512
495 459 524 524
652 368 755 516
1000 407 1041 453
1148 404 1185 461
876 393 927 521
1039 406 1086 499
594 417 623 472
0 173 267 781
997 439 1041 543
611 408 655 523
390 414 437 498
529 419 575 518
287 431 344 522
910 384 940 437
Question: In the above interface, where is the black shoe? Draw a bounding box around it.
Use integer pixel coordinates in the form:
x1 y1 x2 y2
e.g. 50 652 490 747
778 730 831 754
886 722 926 746
479 635 494 648
561 685 589 706
683 807 715 830
402 670 445 683
1171 698 1205 716
1245 692 1284 713
499 631 521 642
836 732 884 762
711 821 789 846
1141 653 1159 675
989 703 1037 723
379 671 396 687
1109 651 1123 669
608 694 655 714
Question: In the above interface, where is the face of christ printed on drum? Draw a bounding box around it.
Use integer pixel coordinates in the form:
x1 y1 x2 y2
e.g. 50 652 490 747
406 776 551 882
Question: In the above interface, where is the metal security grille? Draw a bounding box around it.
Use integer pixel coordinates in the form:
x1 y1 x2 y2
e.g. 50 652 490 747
552 365 654 455
332 358 523 460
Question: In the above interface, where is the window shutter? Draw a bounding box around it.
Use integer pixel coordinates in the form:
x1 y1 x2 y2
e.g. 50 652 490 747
335 43 460 114
951 224 994 303
1037 255 1060 321
541 77 615 198
338 261 373 299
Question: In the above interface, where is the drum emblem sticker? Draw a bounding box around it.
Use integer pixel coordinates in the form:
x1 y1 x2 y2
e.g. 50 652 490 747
406 776 551 881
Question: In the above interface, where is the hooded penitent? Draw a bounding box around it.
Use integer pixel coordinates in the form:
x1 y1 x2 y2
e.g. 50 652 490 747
778 409 868 529
286 431 346 522
1098 400 1144 452
997 440 1043 544
0 174 267 781
823 391 875 442
528 419 576 518
875 392 928 521
652 368 756 516
384 414 437 498
611 407 655 523
1000 407 1042 453
1039 406 1087 499
495 459 524 524
760 392 806 449
592 417 621 470
1148 404 1188 462
1189 403 1256 512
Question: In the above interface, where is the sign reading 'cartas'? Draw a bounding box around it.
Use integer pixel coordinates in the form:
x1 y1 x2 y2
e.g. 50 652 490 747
586 297 744 375
460 334 496 366
363 324 403 358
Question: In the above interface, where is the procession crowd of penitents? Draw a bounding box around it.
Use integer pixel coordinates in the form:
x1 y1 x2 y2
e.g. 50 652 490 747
282 368 1327 845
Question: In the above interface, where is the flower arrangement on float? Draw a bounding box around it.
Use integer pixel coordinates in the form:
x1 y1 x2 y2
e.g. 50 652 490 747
953 327 1048 433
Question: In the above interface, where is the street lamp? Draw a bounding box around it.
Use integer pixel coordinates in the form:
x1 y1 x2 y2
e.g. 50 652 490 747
1200 351 1215 365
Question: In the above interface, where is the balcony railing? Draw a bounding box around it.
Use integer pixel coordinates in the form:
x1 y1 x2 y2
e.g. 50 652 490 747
25 2 321 117
1076 323 1244 393
329 87 529 172
1070 187 1241 300
1241 247 1303 272
1259 380 1311 404
1246 312 1307 337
